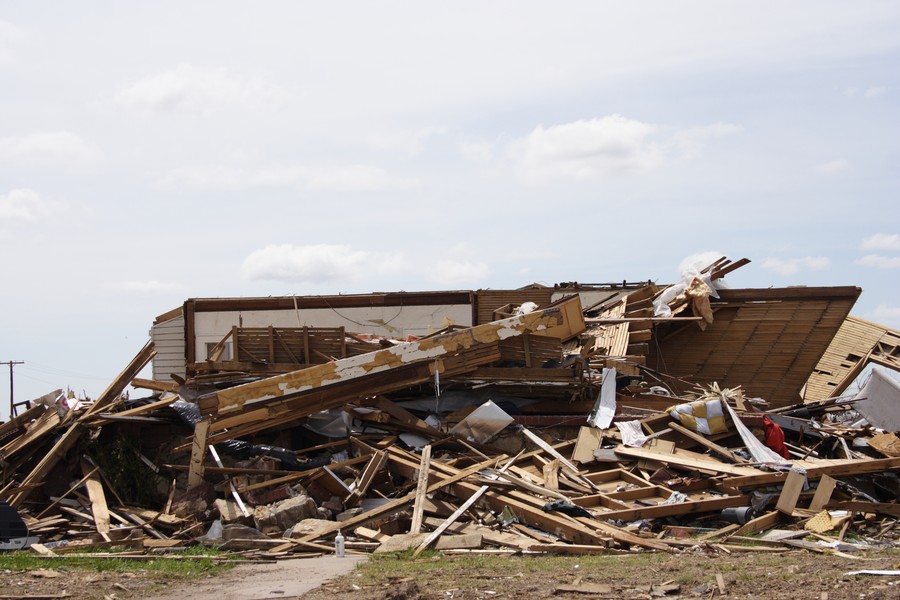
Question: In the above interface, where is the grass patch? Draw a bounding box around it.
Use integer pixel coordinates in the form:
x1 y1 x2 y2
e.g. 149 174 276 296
354 550 667 587
0 548 236 578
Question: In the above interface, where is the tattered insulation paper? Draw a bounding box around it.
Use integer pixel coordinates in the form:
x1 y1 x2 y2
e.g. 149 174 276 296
616 420 650 447
587 367 616 429
723 402 789 464
449 400 514 443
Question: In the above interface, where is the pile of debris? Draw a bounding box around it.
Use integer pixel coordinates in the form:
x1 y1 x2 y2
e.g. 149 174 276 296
1 257 898 560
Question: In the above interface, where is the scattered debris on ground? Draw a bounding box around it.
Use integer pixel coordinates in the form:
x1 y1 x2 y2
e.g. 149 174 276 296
1 257 898 587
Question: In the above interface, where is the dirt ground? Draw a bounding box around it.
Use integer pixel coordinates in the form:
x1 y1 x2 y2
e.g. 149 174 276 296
1 548 898 599
300 548 900 600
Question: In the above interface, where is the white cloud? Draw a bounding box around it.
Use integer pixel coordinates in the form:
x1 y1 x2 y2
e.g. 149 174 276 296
460 141 495 163
502 115 740 183
669 122 743 160
861 233 900 251
114 64 289 115
506 115 663 182
0 19 25 65
104 280 184 294
366 127 447 156
814 158 850 173
0 188 55 223
856 254 900 269
160 163 416 193
430 259 491 285
0 131 101 168
243 244 372 283
762 256 830 276
242 243 489 285
864 86 886 98
870 304 900 328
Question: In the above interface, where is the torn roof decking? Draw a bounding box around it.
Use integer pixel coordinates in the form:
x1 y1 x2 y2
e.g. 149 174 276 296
805 315 900 402
646 286 861 408
196 297 585 438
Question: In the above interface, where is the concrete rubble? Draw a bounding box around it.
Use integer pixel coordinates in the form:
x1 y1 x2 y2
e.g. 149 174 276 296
1 256 898 561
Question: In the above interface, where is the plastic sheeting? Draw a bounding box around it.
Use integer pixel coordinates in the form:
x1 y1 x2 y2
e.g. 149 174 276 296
170 399 310 469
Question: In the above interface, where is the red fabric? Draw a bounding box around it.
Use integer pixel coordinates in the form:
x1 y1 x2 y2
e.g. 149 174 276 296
763 416 791 459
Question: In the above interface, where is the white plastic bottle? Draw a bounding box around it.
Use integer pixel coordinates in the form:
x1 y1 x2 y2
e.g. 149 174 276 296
335 529 345 558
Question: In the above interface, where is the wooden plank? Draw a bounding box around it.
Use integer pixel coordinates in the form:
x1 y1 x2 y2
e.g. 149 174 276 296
187 419 210 489
435 533 483 550
81 460 111 541
593 494 748 522
522 428 597 490
388 447 667 551
346 450 387 507
571 426 603 464
614 446 760 476
281 456 502 552
720 456 900 490
211 296 584 416
196 345 503 446
542 459 560 490
130 378 179 393
729 510 780 537
409 445 432 534
10 341 156 508
809 474 837 512
208 445 249 517
412 452 520 556
422 517 535 550
776 470 807 515
668 421 748 464
826 500 900 518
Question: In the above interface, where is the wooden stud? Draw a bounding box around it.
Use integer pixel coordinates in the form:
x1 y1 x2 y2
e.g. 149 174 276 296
187 419 210 489
409 445 432 534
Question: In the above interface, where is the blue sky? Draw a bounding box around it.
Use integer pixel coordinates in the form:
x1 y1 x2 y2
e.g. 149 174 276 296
1 2 898 418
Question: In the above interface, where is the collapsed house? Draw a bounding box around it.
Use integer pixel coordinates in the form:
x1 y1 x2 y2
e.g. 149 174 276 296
1 257 898 558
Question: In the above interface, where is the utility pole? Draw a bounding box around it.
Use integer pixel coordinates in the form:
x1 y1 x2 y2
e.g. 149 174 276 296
1 360 24 419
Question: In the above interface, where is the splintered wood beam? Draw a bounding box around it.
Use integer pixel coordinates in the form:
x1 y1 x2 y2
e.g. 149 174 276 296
209 296 584 416
277 456 502 552
387 447 666 550
412 451 522 556
720 457 900 491
590 494 749 522
130 378 180 393
187 419 210 489
192 344 503 447
209 445 249 517
81 460 111 541
89 394 180 425
809 474 837 511
409 445 432 534
711 258 751 280
728 510 781 538
776 470 807 515
614 446 761 477
522 428 598 491
668 422 748 464
9 341 156 508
